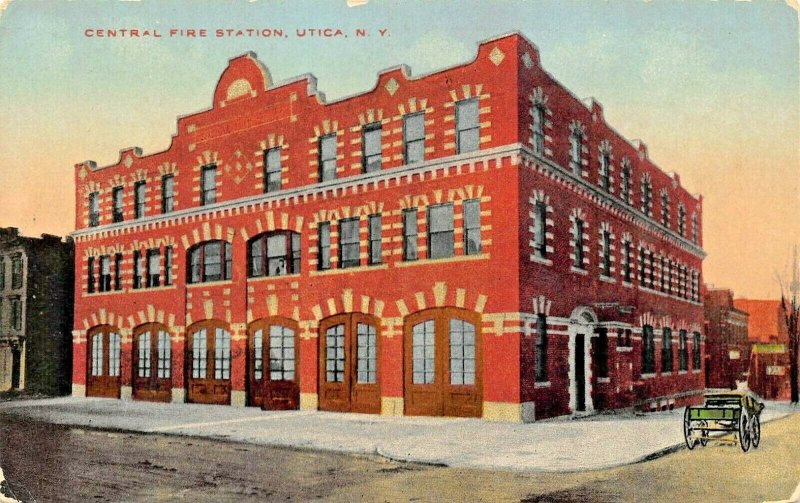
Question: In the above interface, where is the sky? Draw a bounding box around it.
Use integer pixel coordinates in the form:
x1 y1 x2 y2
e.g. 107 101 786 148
0 0 797 299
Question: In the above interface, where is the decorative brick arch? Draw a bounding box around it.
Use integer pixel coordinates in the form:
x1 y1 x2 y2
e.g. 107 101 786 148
239 210 304 242
395 282 488 319
179 222 236 250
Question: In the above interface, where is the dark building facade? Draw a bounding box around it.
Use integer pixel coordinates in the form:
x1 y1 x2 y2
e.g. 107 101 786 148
703 287 749 389
0 228 74 394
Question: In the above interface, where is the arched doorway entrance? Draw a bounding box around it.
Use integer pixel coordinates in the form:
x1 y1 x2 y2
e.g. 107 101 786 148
248 317 300 410
318 313 381 414
132 323 172 402
186 320 231 405
86 325 121 398
568 306 597 414
403 308 482 417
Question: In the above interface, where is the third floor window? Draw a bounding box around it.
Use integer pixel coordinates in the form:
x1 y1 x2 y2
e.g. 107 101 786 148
10 255 22 289
455 99 479 154
134 181 146 219
319 134 337 182
264 147 281 193
362 124 382 173
161 175 174 214
112 187 124 222
531 104 545 155
200 164 217 206
88 192 100 227
403 113 425 164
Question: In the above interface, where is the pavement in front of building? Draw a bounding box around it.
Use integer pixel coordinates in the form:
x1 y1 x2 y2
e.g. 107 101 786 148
0 397 797 472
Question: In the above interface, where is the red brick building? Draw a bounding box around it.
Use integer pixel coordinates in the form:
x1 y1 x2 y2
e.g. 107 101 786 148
70 32 705 421
703 288 749 390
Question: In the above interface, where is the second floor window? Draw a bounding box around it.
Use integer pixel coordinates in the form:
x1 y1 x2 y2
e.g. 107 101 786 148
188 241 232 283
98 255 112 292
463 199 481 255
87 257 95 294
161 175 174 214
201 165 216 205
10 255 22 289
319 134 337 182
10 297 21 331
596 328 609 378
164 247 173 286
264 147 281 193
428 203 454 259
134 181 146 219
146 249 160 288
642 325 655 374
600 229 611 277
455 99 479 154
114 253 122 291
692 332 701 369
248 231 301 277
402 209 418 261
112 187 124 222
318 222 331 271
133 250 143 289
403 113 425 164
572 219 584 269
89 192 100 227
362 124 382 173
368 215 381 265
338 218 360 268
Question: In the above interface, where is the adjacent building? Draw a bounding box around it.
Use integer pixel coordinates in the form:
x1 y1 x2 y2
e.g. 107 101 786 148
703 287 749 389
70 32 705 421
0 228 73 395
734 299 792 400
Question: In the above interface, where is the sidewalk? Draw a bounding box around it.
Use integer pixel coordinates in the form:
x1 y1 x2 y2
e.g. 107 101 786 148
0 397 796 472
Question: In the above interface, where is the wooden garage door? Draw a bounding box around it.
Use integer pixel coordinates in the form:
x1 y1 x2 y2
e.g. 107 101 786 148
318 313 380 414
404 308 482 417
86 326 121 399
186 322 231 405
248 318 299 410
132 323 171 403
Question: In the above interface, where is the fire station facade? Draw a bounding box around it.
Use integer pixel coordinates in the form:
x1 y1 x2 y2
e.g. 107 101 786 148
70 33 705 421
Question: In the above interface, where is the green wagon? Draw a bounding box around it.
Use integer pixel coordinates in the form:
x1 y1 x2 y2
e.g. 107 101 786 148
683 391 765 453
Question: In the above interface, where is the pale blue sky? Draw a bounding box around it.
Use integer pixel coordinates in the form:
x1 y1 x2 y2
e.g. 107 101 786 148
0 0 797 298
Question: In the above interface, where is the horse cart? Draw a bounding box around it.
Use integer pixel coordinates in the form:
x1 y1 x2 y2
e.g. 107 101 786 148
683 391 765 453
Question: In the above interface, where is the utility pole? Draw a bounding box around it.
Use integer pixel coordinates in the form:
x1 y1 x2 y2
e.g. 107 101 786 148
786 245 799 403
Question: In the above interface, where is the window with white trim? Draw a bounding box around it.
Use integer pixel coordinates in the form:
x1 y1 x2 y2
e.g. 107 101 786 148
264 147 282 193
368 214 382 265
200 164 216 206
678 204 686 237
572 218 585 269
427 203 454 259
599 151 610 191
569 128 582 176
319 134 337 182
403 112 425 164
187 241 232 283
338 218 360 269
533 200 547 259
531 103 545 155
89 192 100 227
600 229 611 277
402 209 418 261
660 191 670 228
112 187 124 223
362 123 382 173
318 222 331 270
134 181 146 219
620 159 631 204
455 99 479 154
463 199 481 256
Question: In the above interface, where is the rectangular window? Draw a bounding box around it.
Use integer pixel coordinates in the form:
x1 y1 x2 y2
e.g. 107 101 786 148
691 214 698 244
114 253 122 291
214 328 231 380
99 255 111 292
622 241 632 283
164 246 173 286
203 242 222 281
642 325 655 374
87 256 95 294
10 297 21 331
428 203 454 259
89 192 100 227
638 248 646 286
620 165 631 204
678 205 686 237
531 105 545 154
325 324 345 383
133 250 143 289
403 113 425 164
146 249 160 288
10 255 22 289
692 332 701 370
161 175 174 214
318 222 331 271
356 323 377 384
601 230 611 276
569 131 582 175
411 320 435 384
200 164 216 205
535 314 548 382
533 201 547 259
599 153 610 190
134 181 146 219
679 330 688 371
662 328 673 373
455 99 479 154
191 329 207 379
338 218 360 269
362 123 382 173
573 219 584 269
463 199 481 256
112 187 124 222
264 147 282 193
368 214 381 265
157 331 171 379
270 325 296 381
596 328 608 378
449 319 475 385
319 134 337 182
402 209 418 261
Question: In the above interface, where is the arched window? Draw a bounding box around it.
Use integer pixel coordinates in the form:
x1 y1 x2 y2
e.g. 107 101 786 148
660 191 670 228
619 159 631 204
248 231 300 278
187 240 232 283
641 177 652 216
678 204 686 237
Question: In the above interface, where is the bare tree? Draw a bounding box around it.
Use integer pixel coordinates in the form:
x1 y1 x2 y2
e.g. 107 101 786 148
779 246 799 404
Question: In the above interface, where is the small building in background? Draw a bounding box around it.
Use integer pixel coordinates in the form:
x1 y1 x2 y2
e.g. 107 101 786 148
704 287 749 389
0 228 74 395
733 298 791 400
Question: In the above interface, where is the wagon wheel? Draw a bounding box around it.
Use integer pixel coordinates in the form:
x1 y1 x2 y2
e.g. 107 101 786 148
739 411 751 453
750 414 761 449
684 407 697 450
699 420 708 447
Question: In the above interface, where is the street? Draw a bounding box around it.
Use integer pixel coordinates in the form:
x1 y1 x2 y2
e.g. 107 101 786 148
1 411 799 502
